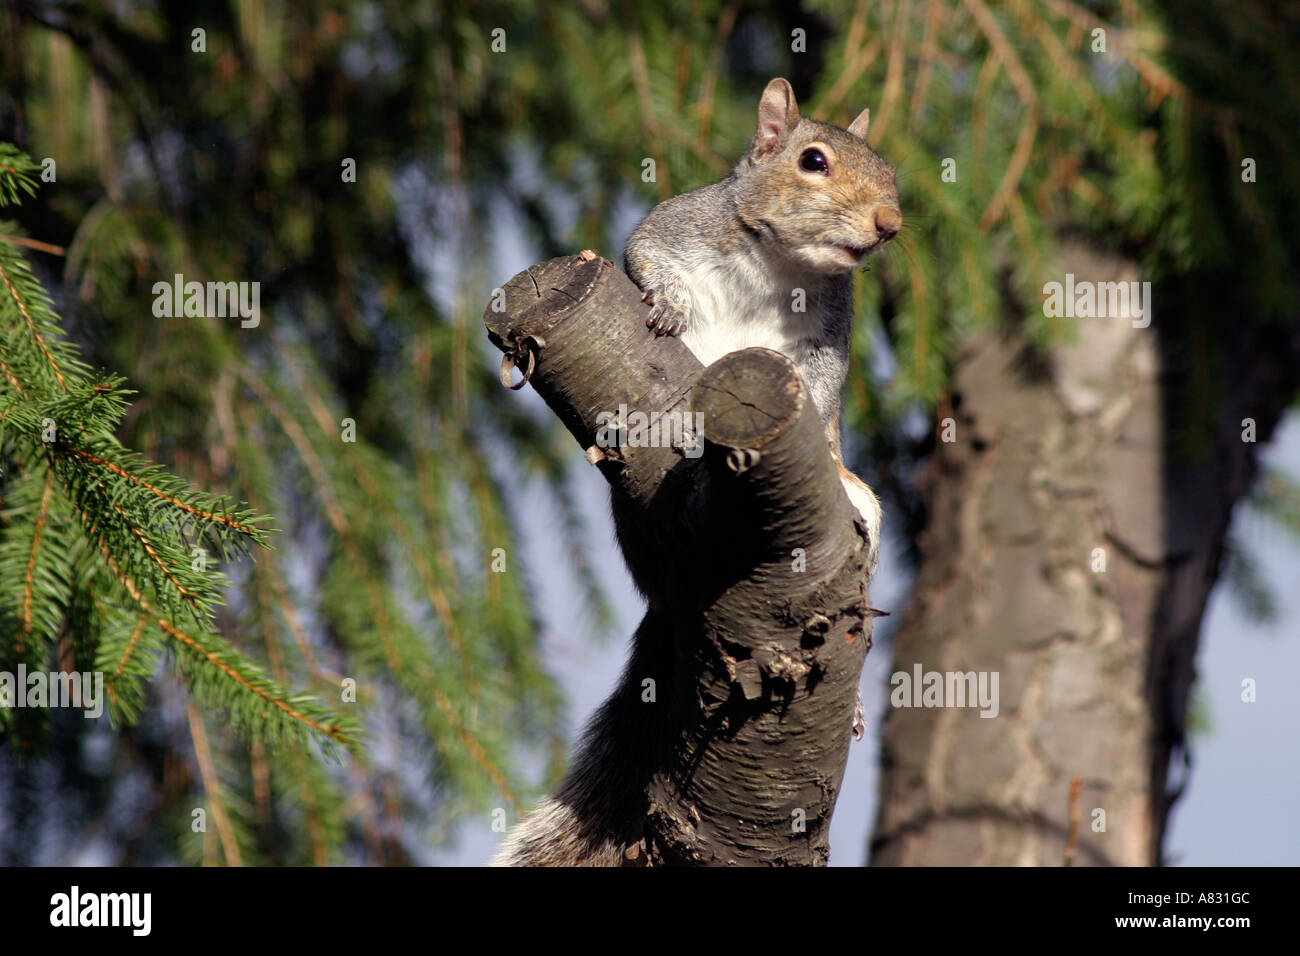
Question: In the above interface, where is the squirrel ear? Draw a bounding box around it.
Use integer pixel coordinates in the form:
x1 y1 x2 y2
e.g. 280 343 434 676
752 78 800 160
847 107 871 140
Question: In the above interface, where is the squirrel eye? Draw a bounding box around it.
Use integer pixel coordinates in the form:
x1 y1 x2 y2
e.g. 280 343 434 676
799 148 829 174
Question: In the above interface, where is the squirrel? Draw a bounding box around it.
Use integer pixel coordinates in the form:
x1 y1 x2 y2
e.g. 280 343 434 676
492 78 900 866
625 76 898 572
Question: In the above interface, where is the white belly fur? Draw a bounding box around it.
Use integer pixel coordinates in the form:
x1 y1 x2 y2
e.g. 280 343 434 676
675 256 821 368
672 254 882 570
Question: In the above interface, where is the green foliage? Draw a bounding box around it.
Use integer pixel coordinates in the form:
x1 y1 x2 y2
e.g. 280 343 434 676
1221 535 1278 626
0 154 354 755
1224 467 1300 624
1249 468 1300 542
0 146 39 205
1 4 580 864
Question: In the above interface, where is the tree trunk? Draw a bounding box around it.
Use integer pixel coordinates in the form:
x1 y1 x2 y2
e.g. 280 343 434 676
870 246 1300 866
487 253 876 865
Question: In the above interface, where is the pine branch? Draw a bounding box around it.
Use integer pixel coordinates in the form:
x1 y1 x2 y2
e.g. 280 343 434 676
1250 468 1300 541
0 146 39 206
0 149 355 754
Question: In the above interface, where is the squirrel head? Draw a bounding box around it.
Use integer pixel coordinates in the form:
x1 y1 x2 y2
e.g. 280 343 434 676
735 78 902 276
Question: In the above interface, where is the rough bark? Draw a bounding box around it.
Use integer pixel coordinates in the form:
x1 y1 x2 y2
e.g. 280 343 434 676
870 245 1300 866
487 253 875 865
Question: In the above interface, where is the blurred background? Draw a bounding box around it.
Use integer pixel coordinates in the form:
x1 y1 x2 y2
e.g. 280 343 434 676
0 0 1296 866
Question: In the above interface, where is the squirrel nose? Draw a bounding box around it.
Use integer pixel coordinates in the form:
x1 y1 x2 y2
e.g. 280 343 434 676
874 206 902 241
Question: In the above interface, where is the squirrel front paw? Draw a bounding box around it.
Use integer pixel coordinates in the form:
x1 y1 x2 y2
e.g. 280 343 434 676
641 287 689 337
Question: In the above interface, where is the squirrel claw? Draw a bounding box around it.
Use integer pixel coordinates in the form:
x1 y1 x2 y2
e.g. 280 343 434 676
643 288 687 336
649 308 686 336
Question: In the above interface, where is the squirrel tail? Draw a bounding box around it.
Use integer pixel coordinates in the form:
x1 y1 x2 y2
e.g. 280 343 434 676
492 608 673 866
835 458 883 575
